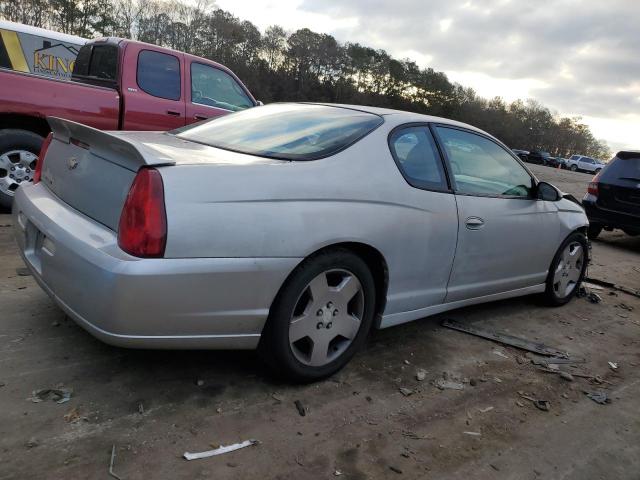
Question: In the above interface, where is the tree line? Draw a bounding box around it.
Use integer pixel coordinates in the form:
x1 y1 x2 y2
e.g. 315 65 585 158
1 0 612 159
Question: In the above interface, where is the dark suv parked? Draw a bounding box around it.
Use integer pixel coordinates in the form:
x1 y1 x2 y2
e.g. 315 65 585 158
582 151 640 238
526 150 551 165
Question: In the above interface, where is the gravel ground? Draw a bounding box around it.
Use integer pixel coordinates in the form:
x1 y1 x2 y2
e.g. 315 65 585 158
0 164 638 480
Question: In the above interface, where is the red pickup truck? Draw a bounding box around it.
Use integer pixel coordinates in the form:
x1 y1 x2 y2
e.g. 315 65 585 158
0 37 258 207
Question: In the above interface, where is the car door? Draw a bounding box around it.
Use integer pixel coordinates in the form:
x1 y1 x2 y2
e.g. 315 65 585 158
433 125 561 302
120 45 186 130
579 157 594 172
185 60 255 124
386 124 458 312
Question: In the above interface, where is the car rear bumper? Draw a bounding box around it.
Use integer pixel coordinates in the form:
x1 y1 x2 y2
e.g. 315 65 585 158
582 194 640 231
13 184 301 349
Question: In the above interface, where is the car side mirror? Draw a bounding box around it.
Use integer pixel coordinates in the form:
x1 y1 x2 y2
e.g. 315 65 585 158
256 100 264 106
536 181 561 201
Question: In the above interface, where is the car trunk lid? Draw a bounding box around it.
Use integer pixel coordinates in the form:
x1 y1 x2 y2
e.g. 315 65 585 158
41 117 177 231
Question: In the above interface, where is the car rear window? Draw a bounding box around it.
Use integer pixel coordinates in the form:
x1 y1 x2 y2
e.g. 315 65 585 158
174 103 383 160
601 154 640 180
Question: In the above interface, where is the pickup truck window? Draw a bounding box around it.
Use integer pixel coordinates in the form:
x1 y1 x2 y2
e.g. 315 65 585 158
137 50 180 101
72 44 118 85
88 45 117 80
191 62 253 111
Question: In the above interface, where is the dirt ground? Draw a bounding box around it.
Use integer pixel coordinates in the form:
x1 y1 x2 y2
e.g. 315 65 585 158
1 164 638 480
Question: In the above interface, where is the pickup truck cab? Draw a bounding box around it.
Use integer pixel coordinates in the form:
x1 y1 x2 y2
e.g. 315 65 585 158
0 37 257 207
566 155 606 173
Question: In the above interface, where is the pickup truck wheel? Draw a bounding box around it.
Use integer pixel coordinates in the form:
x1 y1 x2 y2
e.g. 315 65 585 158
0 129 44 209
570 164 577 171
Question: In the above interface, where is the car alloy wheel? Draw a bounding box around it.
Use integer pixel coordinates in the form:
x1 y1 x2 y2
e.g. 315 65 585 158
552 241 584 299
288 269 364 367
570 165 577 171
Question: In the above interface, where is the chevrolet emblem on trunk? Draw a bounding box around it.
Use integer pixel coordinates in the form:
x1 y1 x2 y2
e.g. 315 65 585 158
67 157 79 170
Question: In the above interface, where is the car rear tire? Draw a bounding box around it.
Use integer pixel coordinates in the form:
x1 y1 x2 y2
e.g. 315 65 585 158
0 129 44 209
587 223 603 239
570 165 577 171
544 232 588 306
595 168 602 173
259 249 376 382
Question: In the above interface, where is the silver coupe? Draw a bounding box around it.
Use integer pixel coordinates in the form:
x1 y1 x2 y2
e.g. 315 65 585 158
13 103 589 381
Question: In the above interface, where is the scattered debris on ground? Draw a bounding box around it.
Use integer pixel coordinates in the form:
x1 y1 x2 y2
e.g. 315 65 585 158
399 387 415 396
64 407 82 423
294 400 306 417
415 369 427 381
109 445 123 480
29 386 72 404
183 439 259 460
587 292 602 304
585 390 611 405
441 319 569 357
518 392 550 411
15 267 31 276
586 277 640 299
434 372 464 391
608 362 618 370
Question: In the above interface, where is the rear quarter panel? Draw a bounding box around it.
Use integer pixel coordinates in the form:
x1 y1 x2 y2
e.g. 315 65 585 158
160 123 460 315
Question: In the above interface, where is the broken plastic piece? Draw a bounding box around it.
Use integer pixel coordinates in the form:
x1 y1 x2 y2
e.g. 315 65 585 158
585 391 610 405
183 439 259 460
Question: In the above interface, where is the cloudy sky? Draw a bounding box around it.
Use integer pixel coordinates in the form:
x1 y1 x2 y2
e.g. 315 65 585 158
216 0 639 153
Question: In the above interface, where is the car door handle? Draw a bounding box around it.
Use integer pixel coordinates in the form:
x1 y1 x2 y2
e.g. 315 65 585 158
465 217 485 230
167 110 181 116
194 114 208 120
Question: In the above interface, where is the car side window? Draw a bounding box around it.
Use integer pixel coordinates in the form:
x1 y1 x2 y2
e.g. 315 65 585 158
191 63 253 111
435 126 533 197
389 126 448 191
137 50 181 101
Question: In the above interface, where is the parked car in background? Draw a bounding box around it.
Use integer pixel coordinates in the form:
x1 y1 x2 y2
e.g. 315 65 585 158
553 156 568 169
13 103 589 381
0 36 257 207
546 156 565 168
582 150 640 238
0 20 86 80
566 155 606 173
525 150 551 165
512 148 529 161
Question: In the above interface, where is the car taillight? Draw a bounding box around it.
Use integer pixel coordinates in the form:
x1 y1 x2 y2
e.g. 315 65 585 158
118 168 167 258
587 173 599 196
33 132 53 184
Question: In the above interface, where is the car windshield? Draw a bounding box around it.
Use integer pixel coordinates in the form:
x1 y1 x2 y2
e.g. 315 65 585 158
174 103 383 160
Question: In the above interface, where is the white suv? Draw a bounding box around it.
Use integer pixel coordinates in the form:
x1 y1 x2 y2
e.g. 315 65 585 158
566 155 606 173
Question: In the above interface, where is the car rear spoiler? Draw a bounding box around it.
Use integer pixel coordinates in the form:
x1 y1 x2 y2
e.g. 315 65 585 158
47 116 176 171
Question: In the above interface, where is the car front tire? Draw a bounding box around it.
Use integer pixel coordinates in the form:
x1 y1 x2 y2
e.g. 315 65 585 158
259 248 376 382
570 165 577 171
544 231 588 306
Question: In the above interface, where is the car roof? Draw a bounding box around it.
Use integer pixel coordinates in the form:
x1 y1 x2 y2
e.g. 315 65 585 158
303 102 491 136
